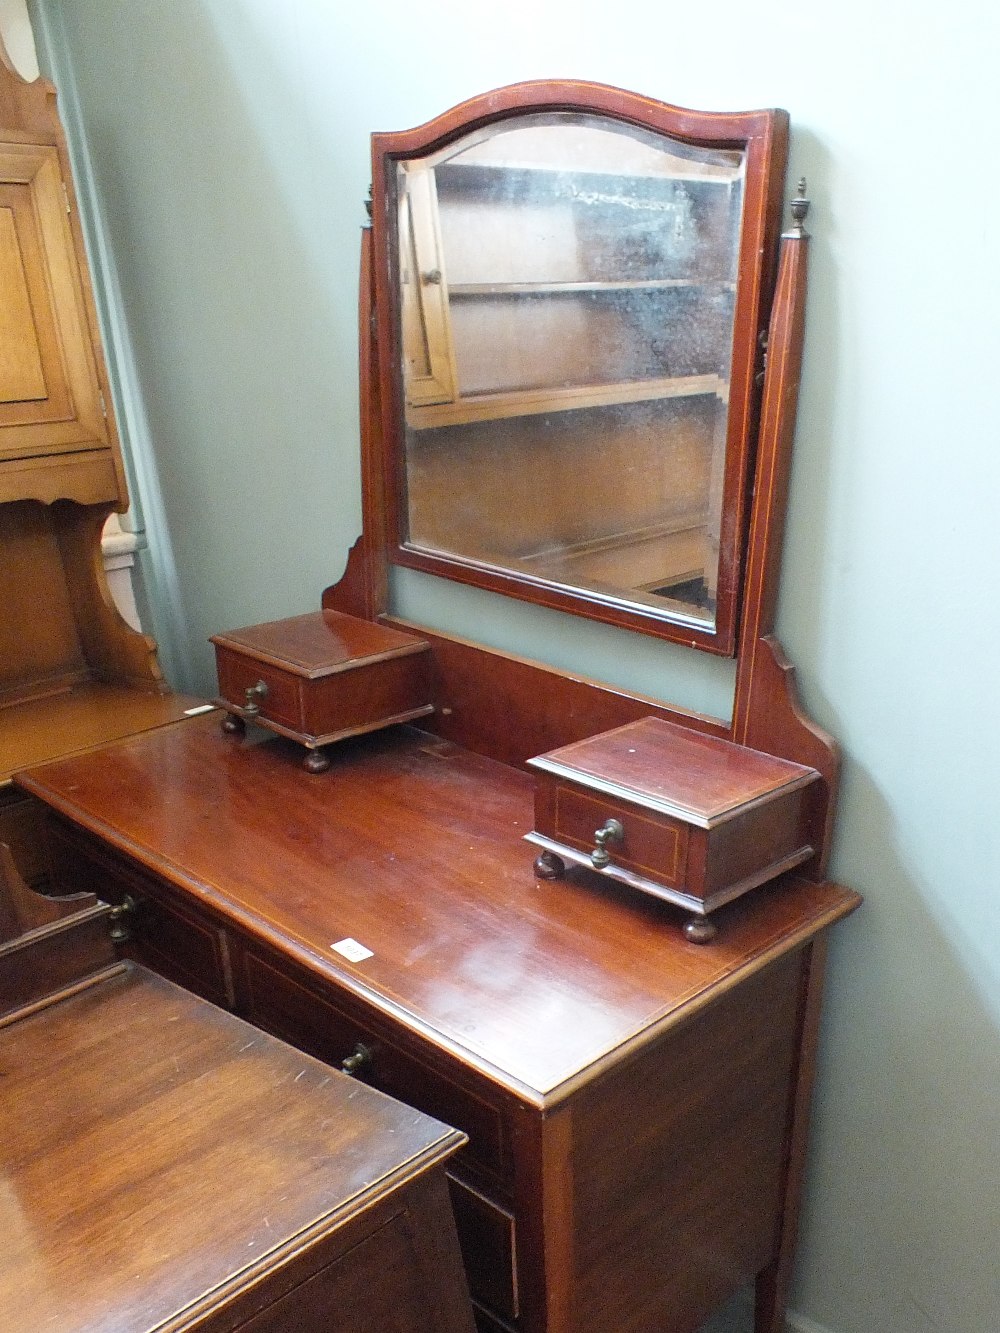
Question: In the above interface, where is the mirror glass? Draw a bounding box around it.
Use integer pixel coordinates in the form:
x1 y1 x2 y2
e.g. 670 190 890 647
392 112 746 638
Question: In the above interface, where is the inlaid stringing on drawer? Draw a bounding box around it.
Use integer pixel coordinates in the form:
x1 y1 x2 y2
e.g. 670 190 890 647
553 784 687 885
447 1174 519 1323
216 649 302 730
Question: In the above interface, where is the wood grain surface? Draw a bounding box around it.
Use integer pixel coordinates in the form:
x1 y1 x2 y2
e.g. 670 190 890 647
0 962 470 1333
19 714 859 1103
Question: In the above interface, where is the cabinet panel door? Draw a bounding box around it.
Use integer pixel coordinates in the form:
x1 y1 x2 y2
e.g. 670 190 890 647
0 197 52 405
0 144 112 468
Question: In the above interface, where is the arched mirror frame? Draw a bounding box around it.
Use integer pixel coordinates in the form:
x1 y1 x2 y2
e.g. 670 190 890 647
369 82 789 657
326 82 837 875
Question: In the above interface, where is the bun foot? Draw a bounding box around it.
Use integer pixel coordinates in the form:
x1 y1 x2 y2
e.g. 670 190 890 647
221 712 245 737
534 850 565 880
303 749 331 774
683 915 717 944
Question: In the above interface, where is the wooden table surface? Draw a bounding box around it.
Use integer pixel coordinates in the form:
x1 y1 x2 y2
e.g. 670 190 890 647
1 682 201 785
18 715 860 1104
0 962 466 1332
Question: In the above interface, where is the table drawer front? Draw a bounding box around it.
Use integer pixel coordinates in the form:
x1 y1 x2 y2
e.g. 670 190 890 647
45 818 235 1010
545 782 688 888
448 1175 519 1325
238 946 509 1181
129 892 235 1010
215 647 302 731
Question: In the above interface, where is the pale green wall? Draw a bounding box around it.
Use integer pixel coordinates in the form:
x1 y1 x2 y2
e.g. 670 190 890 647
27 2 1000 1331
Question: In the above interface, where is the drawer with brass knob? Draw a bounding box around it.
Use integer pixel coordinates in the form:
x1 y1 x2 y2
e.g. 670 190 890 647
211 609 434 772
525 716 821 942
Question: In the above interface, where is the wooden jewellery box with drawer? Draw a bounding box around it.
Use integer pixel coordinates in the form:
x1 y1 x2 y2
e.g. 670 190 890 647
526 715 821 941
212 609 433 771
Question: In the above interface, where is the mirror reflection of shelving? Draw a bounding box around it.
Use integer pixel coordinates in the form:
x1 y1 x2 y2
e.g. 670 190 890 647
399 119 744 420
395 114 747 627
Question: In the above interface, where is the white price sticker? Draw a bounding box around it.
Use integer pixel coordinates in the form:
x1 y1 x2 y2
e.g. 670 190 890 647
330 937 374 963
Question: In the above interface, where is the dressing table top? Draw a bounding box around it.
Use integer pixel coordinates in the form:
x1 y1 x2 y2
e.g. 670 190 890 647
18 714 859 1104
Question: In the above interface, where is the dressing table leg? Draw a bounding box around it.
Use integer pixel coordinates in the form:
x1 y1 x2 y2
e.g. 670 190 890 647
303 748 331 774
220 713 245 737
753 935 829 1333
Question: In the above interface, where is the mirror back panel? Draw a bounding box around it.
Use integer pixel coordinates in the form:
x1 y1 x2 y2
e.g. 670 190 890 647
372 84 788 654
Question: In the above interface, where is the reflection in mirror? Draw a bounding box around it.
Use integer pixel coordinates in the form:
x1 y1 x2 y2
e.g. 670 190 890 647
394 113 745 635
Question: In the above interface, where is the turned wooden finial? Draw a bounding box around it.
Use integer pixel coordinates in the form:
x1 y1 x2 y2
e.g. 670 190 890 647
786 178 810 237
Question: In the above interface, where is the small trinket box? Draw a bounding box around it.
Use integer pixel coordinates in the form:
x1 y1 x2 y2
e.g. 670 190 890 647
525 716 820 940
212 610 433 771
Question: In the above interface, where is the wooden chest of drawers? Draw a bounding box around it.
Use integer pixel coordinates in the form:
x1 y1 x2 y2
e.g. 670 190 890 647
212 609 433 771
526 715 820 941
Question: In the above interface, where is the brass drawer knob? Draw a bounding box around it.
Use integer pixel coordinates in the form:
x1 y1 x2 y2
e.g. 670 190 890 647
243 679 269 716
591 818 623 868
108 893 140 943
340 1042 373 1077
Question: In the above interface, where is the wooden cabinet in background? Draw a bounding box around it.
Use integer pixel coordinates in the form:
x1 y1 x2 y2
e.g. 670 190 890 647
0 41 194 886
0 140 121 502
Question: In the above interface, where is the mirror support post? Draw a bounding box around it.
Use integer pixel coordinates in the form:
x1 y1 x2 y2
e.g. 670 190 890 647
731 184 838 877
324 219 390 622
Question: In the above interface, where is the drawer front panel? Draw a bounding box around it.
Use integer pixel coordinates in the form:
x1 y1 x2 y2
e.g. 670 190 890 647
548 783 688 887
45 818 235 1010
238 946 509 1181
448 1174 519 1324
215 648 302 731
130 892 235 1010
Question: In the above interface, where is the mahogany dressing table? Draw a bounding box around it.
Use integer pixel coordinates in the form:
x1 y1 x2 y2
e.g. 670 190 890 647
17 82 861 1333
